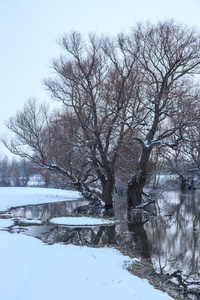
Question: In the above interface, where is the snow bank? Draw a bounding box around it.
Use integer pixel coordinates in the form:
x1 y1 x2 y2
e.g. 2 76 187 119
50 216 116 226
0 187 81 211
0 230 172 300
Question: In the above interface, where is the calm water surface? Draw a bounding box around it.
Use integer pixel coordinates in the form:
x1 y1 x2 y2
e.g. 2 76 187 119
1 190 200 299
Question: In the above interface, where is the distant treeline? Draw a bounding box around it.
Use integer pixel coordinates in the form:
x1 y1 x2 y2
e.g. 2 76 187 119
0 155 71 189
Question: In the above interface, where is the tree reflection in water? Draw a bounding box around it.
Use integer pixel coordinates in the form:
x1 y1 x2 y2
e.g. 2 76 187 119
5 190 200 299
144 190 200 299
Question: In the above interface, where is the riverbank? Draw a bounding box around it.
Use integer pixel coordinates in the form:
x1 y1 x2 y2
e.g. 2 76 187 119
0 187 173 299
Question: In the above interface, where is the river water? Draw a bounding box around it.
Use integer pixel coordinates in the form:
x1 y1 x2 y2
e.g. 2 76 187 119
1 190 200 299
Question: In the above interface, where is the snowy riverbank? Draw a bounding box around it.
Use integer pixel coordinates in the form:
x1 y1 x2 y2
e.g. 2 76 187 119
0 187 173 299
0 187 81 212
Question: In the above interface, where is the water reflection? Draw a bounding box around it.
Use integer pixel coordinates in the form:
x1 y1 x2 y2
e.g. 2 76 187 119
7 198 149 257
144 190 200 298
9 199 90 221
1 190 200 299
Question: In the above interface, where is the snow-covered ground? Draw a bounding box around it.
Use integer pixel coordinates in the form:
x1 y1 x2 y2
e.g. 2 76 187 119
0 187 173 300
50 216 117 226
0 187 81 212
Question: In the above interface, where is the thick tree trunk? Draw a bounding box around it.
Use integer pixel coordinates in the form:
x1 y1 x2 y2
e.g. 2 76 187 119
72 172 115 208
127 148 151 208
101 174 115 208
127 171 146 208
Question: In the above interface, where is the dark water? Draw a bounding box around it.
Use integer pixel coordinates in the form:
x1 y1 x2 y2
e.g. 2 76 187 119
1 190 200 299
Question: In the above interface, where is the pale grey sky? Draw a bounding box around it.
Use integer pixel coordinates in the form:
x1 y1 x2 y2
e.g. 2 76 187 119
1 0 200 156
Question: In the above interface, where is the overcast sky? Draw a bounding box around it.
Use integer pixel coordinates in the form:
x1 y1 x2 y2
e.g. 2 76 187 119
1 0 200 157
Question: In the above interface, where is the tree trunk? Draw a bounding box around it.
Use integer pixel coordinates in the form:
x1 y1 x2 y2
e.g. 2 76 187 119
127 148 151 208
101 173 115 209
127 171 146 208
73 173 115 208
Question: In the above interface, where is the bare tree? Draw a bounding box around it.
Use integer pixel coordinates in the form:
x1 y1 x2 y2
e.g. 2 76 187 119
164 122 200 190
122 20 200 207
0 156 11 186
43 32 138 207
3 21 200 210
3 100 100 201
3 31 138 207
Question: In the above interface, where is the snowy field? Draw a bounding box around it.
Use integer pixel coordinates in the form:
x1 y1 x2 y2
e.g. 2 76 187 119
0 187 81 212
0 187 173 300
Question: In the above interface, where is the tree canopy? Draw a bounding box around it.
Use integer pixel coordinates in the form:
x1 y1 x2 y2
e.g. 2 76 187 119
4 20 200 208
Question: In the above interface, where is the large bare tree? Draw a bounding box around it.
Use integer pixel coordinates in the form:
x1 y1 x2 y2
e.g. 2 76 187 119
122 20 200 207
4 33 138 208
3 21 200 210
43 32 140 207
